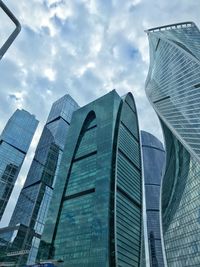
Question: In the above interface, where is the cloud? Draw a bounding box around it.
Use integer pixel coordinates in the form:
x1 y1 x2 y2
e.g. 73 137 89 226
0 0 200 225
9 94 20 101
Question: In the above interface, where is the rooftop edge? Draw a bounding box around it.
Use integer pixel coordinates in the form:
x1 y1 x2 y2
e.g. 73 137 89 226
145 21 196 33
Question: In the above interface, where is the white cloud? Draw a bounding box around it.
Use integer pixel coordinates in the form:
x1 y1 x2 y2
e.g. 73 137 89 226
44 67 57 81
8 91 27 109
0 0 200 225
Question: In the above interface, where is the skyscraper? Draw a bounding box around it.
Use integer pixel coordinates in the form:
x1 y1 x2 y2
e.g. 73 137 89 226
0 95 79 266
0 109 38 221
37 90 143 267
141 131 165 267
145 22 200 266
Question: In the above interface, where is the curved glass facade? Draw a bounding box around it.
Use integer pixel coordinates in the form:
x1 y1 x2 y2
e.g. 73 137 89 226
37 90 142 267
160 122 200 266
145 22 200 266
0 109 38 220
115 93 142 267
141 131 165 267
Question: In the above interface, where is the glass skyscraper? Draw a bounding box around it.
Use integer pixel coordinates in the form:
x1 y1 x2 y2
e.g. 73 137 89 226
0 109 38 221
37 90 142 267
145 22 200 266
0 95 79 267
141 131 165 267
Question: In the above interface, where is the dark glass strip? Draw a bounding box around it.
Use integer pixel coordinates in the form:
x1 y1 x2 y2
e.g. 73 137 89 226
117 185 141 208
121 121 138 142
125 100 136 114
153 96 170 104
23 180 41 190
73 150 97 162
63 188 95 201
3 140 26 154
118 148 141 172
142 144 165 152
46 116 70 126
194 83 200 88
155 38 160 51
146 209 159 212
85 124 97 132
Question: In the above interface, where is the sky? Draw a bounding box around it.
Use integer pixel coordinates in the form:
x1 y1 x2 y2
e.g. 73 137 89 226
0 0 200 226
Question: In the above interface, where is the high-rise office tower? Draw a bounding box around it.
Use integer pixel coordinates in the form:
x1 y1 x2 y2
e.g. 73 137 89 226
145 22 200 266
141 131 165 267
0 95 79 266
0 109 38 221
38 90 143 267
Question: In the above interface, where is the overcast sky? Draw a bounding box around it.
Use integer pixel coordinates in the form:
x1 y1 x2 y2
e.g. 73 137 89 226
0 0 200 226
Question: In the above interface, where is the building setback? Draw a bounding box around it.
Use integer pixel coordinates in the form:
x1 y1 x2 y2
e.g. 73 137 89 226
145 22 200 266
0 109 38 221
0 95 79 266
141 131 165 267
37 90 143 267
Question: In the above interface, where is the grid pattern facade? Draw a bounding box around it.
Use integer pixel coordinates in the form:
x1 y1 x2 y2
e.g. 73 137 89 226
46 94 78 125
145 22 200 266
146 22 200 162
37 90 142 267
0 95 78 267
54 113 97 264
0 109 38 220
0 225 32 264
141 131 165 267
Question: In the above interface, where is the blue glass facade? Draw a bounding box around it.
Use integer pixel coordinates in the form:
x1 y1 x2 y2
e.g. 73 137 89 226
37 90 142 267
141 131 165 267
0 95 79 267
0 109 38 220
145 22 200 266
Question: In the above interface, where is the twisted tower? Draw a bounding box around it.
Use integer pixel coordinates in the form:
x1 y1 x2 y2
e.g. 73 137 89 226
145 22 200 266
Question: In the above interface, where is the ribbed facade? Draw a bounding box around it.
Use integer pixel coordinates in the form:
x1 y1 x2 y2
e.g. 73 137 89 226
115 93 142 266
145 22 200 266
37 90 142 267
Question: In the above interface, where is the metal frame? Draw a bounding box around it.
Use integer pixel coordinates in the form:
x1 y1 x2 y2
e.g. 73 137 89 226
145 21 195 33
0 0 21 60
